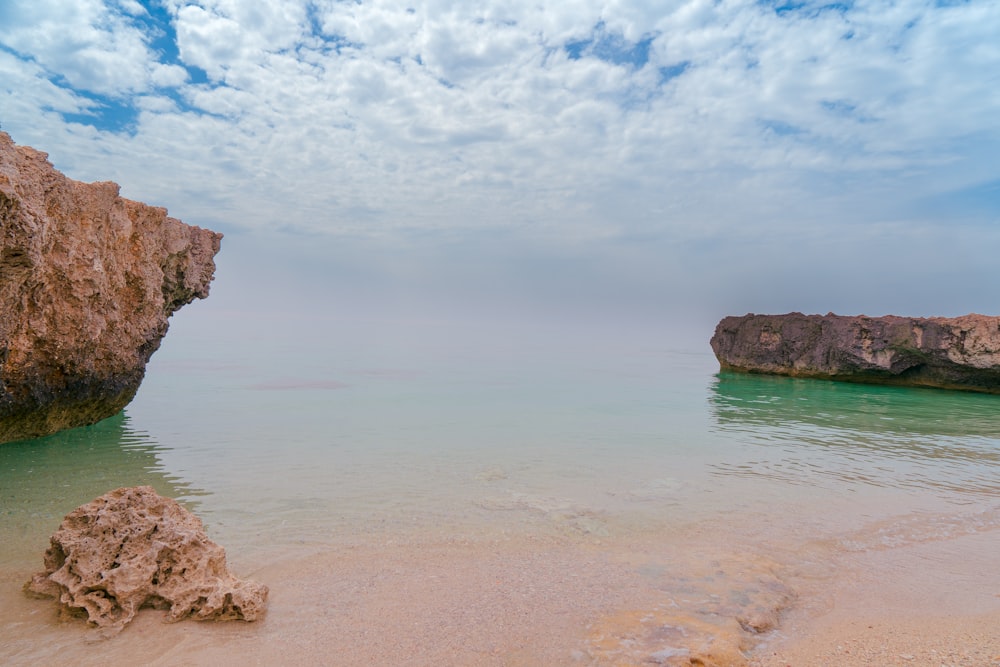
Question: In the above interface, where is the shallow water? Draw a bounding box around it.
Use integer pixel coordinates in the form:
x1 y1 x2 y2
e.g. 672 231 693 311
2 316 1000 665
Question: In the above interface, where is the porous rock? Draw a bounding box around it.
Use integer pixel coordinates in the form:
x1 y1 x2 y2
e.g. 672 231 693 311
711 313 1000 393
0 132 222 443
25 486 267 633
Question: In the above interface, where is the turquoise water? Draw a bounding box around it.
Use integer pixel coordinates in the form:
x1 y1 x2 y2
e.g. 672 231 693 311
4 321 999 561
0 320 1000 558
2 311 1000 664
709 371 1000 498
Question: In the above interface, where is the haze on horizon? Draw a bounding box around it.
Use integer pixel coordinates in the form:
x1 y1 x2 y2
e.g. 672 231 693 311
1 0 997 348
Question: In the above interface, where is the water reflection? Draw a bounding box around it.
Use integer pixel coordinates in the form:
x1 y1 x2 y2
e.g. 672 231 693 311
0 412 203 564
708 372 1000 498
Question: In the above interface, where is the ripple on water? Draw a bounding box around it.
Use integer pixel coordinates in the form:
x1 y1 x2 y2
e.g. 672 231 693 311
708 372 1000 501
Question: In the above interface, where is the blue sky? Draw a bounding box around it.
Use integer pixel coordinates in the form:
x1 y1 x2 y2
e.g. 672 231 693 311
1 0 998 343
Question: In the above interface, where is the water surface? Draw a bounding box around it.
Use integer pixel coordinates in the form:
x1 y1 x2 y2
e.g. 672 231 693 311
2 318 999 664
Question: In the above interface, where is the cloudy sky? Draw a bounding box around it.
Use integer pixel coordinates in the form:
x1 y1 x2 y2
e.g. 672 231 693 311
1 0 998 343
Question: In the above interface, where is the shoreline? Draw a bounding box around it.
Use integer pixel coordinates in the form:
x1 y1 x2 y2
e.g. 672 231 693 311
4 510 999 666
3 529 782 665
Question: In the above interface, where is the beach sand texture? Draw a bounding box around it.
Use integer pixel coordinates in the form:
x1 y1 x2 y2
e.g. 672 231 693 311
4 502 999 666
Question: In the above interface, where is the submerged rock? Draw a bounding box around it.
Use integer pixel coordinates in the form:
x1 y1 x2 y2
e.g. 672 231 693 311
711 313 1000 393
0 132 221 443
25 486 267 633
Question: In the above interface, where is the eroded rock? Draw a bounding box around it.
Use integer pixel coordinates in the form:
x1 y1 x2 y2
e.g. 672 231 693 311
25 486 267 633
0 132 222 443
711 313 1000 394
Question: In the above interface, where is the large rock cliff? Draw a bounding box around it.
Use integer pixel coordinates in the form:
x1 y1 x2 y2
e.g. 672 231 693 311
0 133 222 443
711 313 1000 394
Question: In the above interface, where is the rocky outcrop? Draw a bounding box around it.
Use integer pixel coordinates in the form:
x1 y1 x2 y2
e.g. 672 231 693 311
711 313 1000 394
0 132 221 443
25 486 267 633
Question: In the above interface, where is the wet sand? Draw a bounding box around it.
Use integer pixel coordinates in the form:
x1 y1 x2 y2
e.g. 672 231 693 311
4 504 999 666
0 502 806 667
0 537 765 665
751 530 1000 667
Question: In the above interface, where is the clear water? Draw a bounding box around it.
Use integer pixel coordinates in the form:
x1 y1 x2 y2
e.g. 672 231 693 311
2 309 1000 664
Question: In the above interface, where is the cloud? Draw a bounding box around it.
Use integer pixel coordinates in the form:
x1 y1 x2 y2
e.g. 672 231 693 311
0 0 997 325
0 0 167 96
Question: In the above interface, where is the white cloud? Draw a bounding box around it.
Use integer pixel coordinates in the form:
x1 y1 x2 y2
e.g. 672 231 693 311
174 5 248 81
0 0 162 96
115 0 148 17
0 0 996 249
149 63 189 88
0 51 97 117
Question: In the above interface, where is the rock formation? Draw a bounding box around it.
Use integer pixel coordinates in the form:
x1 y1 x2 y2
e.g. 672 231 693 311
25 486 267 633
711 313 1000 394
0 132 221 443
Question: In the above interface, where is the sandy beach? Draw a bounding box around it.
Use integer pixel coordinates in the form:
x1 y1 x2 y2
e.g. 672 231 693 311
752 530 1000 667
4 505 999 666
3 529 776 666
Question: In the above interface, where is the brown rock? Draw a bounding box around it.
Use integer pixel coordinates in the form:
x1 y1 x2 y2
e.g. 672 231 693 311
711 313 1000 393
25 486 267 633
0 132 222 443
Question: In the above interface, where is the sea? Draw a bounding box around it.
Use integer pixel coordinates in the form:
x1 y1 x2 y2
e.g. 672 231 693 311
2 241 999 665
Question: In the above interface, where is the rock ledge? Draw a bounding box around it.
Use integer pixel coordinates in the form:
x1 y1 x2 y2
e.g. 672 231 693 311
0 132 222 443
710 313 1000 394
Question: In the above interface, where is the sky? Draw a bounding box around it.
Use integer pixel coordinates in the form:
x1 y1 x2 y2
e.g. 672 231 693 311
1 0 998 348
